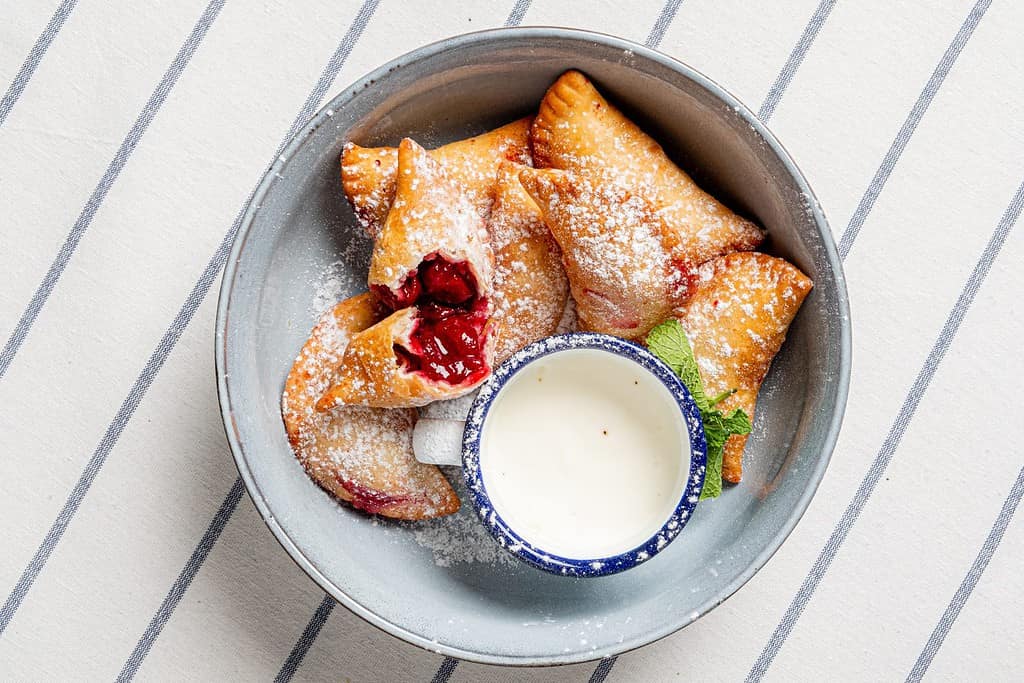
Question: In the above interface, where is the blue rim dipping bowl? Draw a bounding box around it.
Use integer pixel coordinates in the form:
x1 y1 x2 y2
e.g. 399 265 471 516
462 333 708 578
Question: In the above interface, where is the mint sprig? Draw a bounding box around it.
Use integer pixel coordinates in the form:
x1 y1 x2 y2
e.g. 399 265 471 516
646 319 751 499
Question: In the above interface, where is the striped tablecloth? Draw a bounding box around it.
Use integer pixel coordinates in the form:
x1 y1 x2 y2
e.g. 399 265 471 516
2 0 1021 680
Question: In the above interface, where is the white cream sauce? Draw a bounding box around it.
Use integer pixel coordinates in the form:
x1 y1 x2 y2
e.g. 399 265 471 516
480 348 689 559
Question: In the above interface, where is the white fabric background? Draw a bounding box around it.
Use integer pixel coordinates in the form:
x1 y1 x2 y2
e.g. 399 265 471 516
1 0 1021 681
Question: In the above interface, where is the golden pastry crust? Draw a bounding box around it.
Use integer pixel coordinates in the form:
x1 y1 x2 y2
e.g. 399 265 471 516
282 293 459 519
488 162 569 362
675 252 812 484
531 70 764 271
316 306 493 409
340 145 396 236
342 117 533 236
367 138 493 302
518 166 683 340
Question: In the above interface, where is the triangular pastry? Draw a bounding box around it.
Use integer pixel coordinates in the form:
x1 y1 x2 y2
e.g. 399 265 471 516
367 138 493 311
316 300 492 409
282 293 460 519
531 70 764 271
342 117 533 236
518 166 684 340
488 161 569 362
675 252 812 483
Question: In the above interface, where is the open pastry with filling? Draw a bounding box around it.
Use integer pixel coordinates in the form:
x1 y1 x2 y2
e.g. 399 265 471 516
518 166 685 340
315 301 490 409
487 161 569 362
531 70 764 273
366 138 493 310
319 138 495 409
675 252 812 483
282 293 460 519
341 117 533 236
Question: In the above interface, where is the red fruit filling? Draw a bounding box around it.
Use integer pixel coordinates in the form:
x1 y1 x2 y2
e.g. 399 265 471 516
338 477 413 514
373 272 421 310
419 258 476 306
373 255 477 310
375 255 490 387
394 298 490 385
670 258 699 302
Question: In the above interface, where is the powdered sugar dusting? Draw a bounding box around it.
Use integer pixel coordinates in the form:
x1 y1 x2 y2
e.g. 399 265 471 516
487 163 570 362
310 259 363 318
674 252 812 479
419 392 477 420
283 295 459 519
341 143 397 236
368 139 494 301
520 169 678 339
308 225 372 318
341 118 532 237
554 295 578 334
532 71 764 269
410 481 519 568
676 252 812 394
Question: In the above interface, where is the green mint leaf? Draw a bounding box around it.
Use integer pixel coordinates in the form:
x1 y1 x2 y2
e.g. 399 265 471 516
646 320 754 500
699 408 751 500
646 320 710 411
719 408 752 436
645 319 689 376
700 424 727 499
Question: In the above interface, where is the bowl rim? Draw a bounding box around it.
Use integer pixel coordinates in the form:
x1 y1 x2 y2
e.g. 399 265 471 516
461 332 708 577
215 25 852 667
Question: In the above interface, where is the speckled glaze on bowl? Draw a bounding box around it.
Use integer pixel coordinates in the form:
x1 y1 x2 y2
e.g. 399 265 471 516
463 333 707 578
215 27 851 666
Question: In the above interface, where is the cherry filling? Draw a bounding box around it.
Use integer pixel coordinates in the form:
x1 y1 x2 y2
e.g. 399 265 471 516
338 477 413 514
670 258 700 302
374 255 490 386
394 298 490 385
374 272 422 310
419 258 476 306
372 256 477 310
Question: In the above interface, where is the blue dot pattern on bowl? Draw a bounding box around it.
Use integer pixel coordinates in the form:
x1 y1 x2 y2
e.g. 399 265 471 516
462 332 707 577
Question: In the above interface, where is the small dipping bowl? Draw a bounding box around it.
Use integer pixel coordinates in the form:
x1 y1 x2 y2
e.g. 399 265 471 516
462 333 707 577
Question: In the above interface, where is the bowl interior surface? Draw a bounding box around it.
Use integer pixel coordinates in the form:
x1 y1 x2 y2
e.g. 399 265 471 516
218 28 849 666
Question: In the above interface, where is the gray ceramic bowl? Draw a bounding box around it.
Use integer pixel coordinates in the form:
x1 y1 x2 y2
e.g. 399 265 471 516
216 27 851 666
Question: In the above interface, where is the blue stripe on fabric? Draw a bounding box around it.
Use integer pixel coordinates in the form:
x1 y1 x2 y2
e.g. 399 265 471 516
907 465 1024 681
757 0 836 122
116 478 246 682
589 656 617 683
431 657 459 683
107 1 382 675
420 2 546 681
503 0 532 28
905 184 1024 682
274 595 337 683
0 0 79 126
592 0 837 678
645 0 684 48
